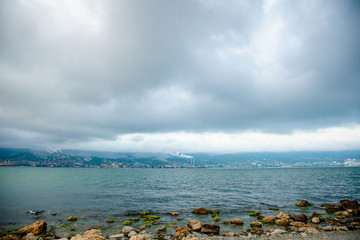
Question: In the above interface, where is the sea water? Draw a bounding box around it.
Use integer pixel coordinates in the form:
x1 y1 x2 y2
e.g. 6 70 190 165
0 167 359 234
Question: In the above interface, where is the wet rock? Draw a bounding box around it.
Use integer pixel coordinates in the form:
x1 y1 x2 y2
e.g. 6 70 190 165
18 221 47 236
238 231 248 236
83 230 103 237
0 234 18 240
340 199 360 213
305 227 319 234
326 205 342 213
269 207 279 211
229 219 244 225
67 216 78 222
191 208 209 214
152 221 160 225
157 226 166 232
250 222 262 228
335 226 349 231
296 200 312 207
311 217 320 224
249 212 261 217
262 215 276 224
170 212 180 216
223 232 234 237
310 212 325 221
175 227 191 239
200 224 220 234
322 226 333 231
275 219 290 227
123 220 133 226
276 211 290 220
210 209 219 214
74 229 105 240
129 235 146 240
213 217 221 222
334 211 350 218
122 226 134 235
291 213 308 222
290 221 305 227
187 220 203 231
109 234 124 240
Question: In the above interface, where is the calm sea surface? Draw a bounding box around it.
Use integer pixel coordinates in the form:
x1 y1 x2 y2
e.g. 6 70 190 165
0 167 359 234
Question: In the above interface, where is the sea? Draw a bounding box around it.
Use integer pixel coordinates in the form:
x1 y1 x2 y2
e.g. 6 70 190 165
0 167 359 235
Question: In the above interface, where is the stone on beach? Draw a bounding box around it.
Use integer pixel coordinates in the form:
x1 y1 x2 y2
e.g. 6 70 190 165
73 229 105 240
305 227 319 234
121 226 134 235
200 224 220 234
23 233 38 240
340 199 360 212
326 205 342 213
275 219 290 227
276 211 290 220
175 226 191 239
229 219 244 225
250 222 262 228
311 217 321 224
322 226 333 231
187 220 203 231
109 234 124 240
67 216 78 222
290 221 305 227
223 232 234 237
262 215 276 224
18 221 47 236
291 213 308 222
129 235 146 240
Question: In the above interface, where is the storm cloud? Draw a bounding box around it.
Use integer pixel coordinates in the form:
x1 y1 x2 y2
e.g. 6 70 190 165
0 0 359 151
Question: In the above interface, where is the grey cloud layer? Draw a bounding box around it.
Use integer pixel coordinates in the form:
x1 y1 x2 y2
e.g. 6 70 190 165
0 0 359 147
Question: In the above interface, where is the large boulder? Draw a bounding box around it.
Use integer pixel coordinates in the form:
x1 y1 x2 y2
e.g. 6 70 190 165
340 200 360 214
262 216 276 224
191 208 209 214
187 220 203 231
200 224 220 234
229 219 244 225
296 200 312 207
18 221 47 236
291 214 308 222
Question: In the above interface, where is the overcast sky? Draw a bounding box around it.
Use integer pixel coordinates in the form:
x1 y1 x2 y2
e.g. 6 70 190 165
0 0 359 153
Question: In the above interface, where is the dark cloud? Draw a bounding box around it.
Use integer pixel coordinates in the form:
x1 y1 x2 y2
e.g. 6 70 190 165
0 0 359 148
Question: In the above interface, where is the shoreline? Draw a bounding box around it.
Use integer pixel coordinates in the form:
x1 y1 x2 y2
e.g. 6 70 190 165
2 200 360 240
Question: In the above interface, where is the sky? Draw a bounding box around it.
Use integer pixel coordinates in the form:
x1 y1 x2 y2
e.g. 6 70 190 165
0 0 359 153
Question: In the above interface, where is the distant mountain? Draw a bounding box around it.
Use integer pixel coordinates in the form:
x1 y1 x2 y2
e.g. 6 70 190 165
0 148 359 168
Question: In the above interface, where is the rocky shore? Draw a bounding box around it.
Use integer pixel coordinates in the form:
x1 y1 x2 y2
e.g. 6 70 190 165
1 200 360 240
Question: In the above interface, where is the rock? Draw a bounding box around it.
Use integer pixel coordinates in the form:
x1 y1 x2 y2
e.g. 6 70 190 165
137 226 145 231
140 211 150 216
290 221 305 227
335 226 349 231
67 216 78 222
229 219 244 225
305 227 319 234
83 230 103 237
0 234 18 240
262 215 276 224
213 217 221 222
170 212 180 216
275 219 290 227
276 211 290 220
152 221 160 225
238 231 248 236
269 207 279 211
291 214 308 222
322 226 333 231
300 233 308 238
250 222 262 228
340 199 360 211
296 200 312 207
310 212 325 221
191 208 209 214
157 226 166 232
129 235 146 240
123 220 133 226
223 232 234 237
249 212 260 217
200 224 220 234
121 226 134 235
176 227 191 239
128 231 137 237
18 221 47 236
271 229 287 235
109 234 124 240
210 209 219 214
334 211 350 218
326 205 342 213
23 233 39 240
188 220 203 231
311 217 320 224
